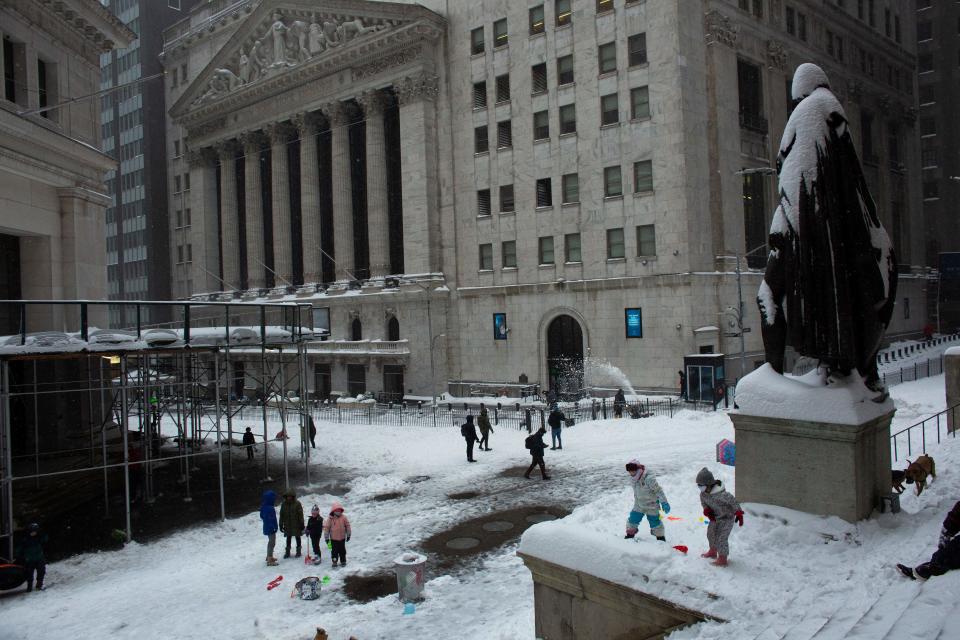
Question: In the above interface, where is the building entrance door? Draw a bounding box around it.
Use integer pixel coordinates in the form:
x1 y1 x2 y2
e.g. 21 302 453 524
546 315 584 400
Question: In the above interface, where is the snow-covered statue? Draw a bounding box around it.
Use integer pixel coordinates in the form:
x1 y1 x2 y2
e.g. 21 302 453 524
268 12 290 66
757 63 897 393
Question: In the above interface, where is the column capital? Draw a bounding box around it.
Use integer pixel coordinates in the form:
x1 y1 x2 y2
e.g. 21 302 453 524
187 147 217 169
214 139 239 161
395 73 439 105
357 89 388 116
320 101 356 127
239 130 267 154
264 121 296 146
293 111 323 137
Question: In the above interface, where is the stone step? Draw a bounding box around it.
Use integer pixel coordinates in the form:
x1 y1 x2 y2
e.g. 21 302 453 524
808 586 884 640
781 617 830 640
834 580 920 639
882 572 960 640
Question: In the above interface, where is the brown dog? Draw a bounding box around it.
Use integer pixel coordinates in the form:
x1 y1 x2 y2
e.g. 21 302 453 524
892 469 906 494
313 629 357 640
904 455 936 496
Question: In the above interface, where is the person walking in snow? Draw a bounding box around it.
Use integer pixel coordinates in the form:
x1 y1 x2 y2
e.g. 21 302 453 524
307 414 317 449
524 427 551 480
548 405 565 450
477 406 493 451
696 467 743 567
678 371 687 401
461 414 479 462
260 490 279 566
15 523 47 592
898 500 960 580
279 488 305 558
624 461 670 542
243 427 256 461
323 501 352 567
305 505 323 565
613 389 626 419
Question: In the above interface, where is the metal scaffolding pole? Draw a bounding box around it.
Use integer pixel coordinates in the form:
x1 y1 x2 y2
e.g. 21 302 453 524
99 359 109 518
120 355 132 543
214 352 226 521
299 341 310 486
32 361 39 489
225 306 235 480
2 360 14 559
261 344 272 482
183 354 192 503
279 347 289 490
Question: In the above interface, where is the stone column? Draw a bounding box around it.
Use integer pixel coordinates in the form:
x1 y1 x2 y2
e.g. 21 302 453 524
396 73 440 275
188 148 220 293
215 140 240 290
359 90 391 278
294 112 323 284
240 131 267 289
266 122 295 289
321 101 355 281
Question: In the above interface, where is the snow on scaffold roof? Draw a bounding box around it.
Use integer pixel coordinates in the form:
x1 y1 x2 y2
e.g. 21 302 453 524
0 325 327 357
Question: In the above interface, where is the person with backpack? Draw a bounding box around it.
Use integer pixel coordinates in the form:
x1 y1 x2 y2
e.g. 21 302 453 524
242 427 256 460
547 405 565 450
524 427 550 480
461 414 479 462
477 406 493 451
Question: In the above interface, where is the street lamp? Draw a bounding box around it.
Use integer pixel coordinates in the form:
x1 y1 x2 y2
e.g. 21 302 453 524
720 243 769 380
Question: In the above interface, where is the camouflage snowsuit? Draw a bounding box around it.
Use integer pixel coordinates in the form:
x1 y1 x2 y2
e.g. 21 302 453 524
625 469 668 538
700 486 740 556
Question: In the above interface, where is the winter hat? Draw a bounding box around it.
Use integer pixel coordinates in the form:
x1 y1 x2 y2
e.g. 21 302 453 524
696 467 717 487
465 414 474 423
311 505 320 515
626 459 645 481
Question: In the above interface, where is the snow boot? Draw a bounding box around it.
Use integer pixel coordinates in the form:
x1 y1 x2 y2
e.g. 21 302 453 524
656 536 666 542
312 557 321 566
296 550 301 558
542 475 551 480
896 564 916 580
341 560 347 567
284 551 291 559
624 532 636 539
266 556 279 566
711 555 728 567
700 548 717 559
523 474 531 479
332 560 339 567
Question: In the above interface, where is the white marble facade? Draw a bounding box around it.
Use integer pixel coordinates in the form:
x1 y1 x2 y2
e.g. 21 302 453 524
162 0 927 397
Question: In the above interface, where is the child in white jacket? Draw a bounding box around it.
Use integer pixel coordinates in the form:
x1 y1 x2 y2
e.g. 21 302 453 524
624 459 670 541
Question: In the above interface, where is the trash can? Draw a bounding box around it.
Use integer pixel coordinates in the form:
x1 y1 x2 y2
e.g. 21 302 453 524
394 552 427 603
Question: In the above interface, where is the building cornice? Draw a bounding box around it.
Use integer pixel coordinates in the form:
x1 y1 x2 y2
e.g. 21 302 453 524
7 0 135 59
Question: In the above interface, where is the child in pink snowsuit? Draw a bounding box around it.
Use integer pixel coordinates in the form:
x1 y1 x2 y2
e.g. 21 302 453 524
323 501 352 567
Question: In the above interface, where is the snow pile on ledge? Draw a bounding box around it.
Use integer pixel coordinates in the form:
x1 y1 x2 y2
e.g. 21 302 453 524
734 363 893 424
945 346 960 358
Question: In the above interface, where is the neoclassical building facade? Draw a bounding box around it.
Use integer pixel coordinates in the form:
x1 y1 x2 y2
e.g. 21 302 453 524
161 0 928 398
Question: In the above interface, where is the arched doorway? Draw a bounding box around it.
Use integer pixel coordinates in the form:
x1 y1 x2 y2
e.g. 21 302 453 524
350 318 362 341
386 316 400 341
546 315 584 400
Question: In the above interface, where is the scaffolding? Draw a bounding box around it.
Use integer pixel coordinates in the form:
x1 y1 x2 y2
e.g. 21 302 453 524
0 299 320 560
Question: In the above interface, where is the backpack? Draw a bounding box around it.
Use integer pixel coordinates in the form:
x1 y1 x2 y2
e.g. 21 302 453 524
460 423 470 438
524 434 537 450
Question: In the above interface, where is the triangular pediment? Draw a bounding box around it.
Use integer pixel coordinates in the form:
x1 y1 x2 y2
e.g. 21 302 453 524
172 0 443 121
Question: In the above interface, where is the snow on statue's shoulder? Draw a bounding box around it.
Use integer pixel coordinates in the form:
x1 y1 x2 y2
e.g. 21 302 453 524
734 363 893 425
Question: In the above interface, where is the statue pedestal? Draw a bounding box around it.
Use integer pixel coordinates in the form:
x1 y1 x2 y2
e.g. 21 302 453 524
730 410 894 522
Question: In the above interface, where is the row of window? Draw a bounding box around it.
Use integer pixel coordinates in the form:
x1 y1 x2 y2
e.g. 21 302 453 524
476 161 653 217
173 172 191 193
475 86 649 154
478 224 656 271
3 37 56 120
175 208 192 229
176 243 193 265
470 0 644 55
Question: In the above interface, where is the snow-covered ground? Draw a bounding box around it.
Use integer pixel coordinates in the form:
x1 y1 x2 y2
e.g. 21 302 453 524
0 376 951 639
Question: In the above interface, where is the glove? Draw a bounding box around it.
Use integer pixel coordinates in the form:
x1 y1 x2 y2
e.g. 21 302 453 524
939 528 952 549
326 540 332 550
660 502 671 515
703 507 715 521
346 535 351 542
735 510 744 527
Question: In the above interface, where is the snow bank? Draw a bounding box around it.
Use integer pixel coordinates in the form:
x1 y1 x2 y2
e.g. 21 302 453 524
734 363 893 424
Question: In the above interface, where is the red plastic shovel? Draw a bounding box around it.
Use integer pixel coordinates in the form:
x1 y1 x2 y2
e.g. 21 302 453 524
673 545 689 554
266 575 284 590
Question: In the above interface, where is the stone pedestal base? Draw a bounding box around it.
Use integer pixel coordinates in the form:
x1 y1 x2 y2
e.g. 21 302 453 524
730 410 894 523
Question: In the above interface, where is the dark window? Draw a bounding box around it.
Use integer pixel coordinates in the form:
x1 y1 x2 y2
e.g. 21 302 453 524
630 86 650 119
920 117 936 137
895 15 901 42
533 110 550 140
351 318 363 341
473 81 487 109
601 93 619 125
471 26 485 54
633 160 653 192
37 59 48 116
477 189 491 216
539 236 555 264
562 173 579 203
919 53 933 72
919 84 935 105
636 224 656 256
923 181 939 199
598 42 617 74
869 0 875 26
346 364 366 396
798 12 807 40
530 5 545 35
565 233 582 262
3 38 14 102
502 240 517 268
556 0 572 26
314 364 331 400
884 8 891 37
607 228 625 259
387 316 400 341
917 21 932 42
786 6 795 35
475 126 489 153
752 0 763 18
532 63 548 94
536 178 553 207
497 120 513 148
857 0 864 19
500 184 515 212
628 33 647 66
479 243 493 270
604 166 623 197
737 59 767 133
559 104 577 134
888 123 900 163
495 74 510 102
557 55 574 85
860 111 875 160
742 173 767 267
494 18 508 47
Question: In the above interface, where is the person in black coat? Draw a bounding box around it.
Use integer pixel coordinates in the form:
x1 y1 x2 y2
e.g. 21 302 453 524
242 427 256 460
524 427 550 480
460 415 479 463
613 389 626 419
15 523 46 592
307 414 317 449
899 500 960 580
547 407 565 450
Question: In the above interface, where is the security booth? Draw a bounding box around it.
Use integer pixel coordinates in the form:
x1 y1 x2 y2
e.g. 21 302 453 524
683 354 726 404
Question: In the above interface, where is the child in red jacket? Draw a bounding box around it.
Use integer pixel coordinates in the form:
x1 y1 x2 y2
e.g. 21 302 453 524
323 501 352 567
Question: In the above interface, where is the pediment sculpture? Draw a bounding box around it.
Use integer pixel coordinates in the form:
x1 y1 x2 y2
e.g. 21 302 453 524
193 11 389 105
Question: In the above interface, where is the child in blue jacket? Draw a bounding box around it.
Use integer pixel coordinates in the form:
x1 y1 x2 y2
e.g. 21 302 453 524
260 490 278 566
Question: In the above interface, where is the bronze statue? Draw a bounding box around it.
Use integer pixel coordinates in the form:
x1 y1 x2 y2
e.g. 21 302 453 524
758 63 897 392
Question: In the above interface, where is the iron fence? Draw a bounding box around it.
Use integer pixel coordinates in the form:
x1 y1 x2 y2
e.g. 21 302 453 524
890 403 960 463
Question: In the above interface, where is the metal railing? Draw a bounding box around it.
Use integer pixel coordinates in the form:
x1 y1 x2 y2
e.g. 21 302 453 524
891 403 960 462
